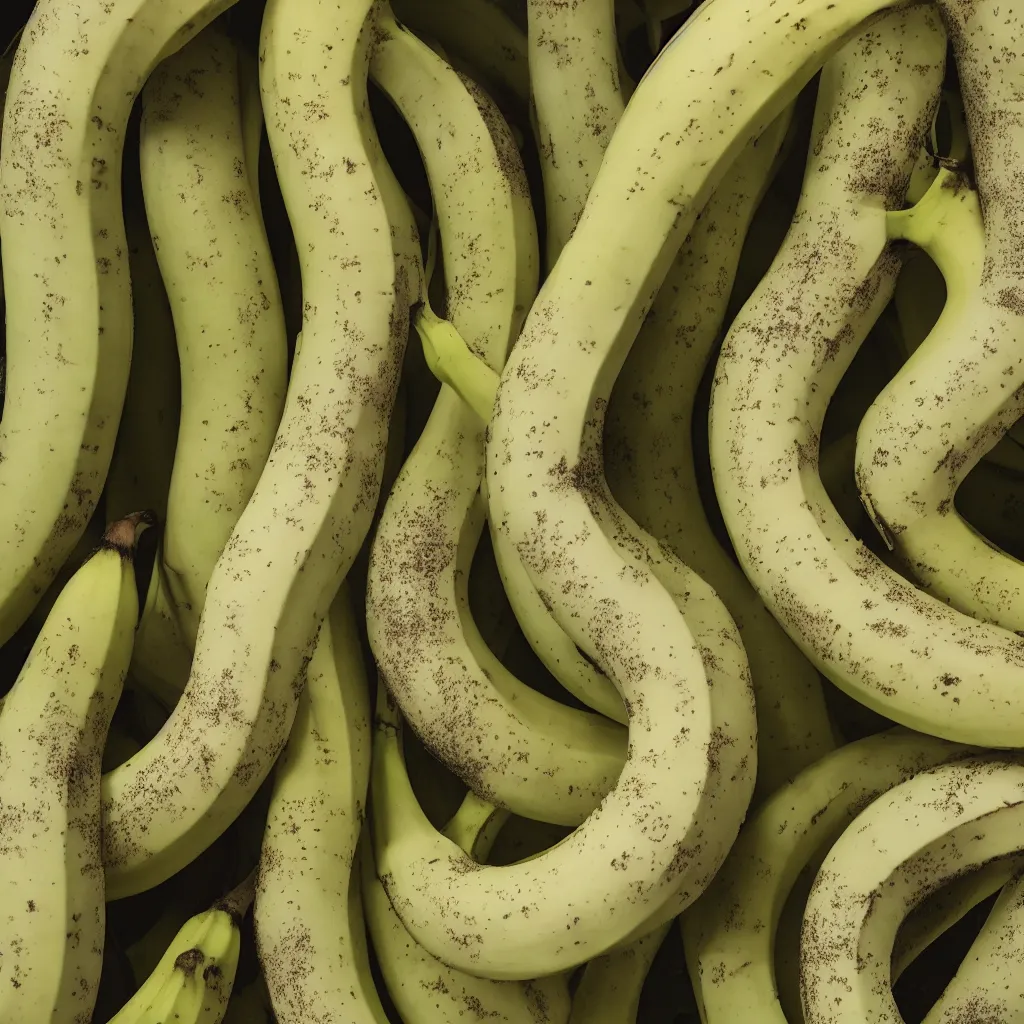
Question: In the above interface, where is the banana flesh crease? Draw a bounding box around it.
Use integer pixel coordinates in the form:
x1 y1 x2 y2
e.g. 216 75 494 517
7 0 1024 1020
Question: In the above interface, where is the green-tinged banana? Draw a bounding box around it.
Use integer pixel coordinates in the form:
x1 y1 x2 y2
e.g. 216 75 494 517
568 922 670 1024
0 0 240 647
364 753 571 1024
0 513 146 1023
709 12 1024 746
254 584 385 1024
487 0 946 980
136 21 288 686
605 109 835 800
418 309 760 940
921 870 1024 1023
528 0 625 269
98 0 418 900
108 871 253 1024
855 166 1024 632
367 13 631 828
391 0 529 112
680 729 970 1024
800 756 1024 1024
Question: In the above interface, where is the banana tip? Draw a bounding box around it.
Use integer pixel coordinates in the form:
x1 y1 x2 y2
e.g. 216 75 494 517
100 509 157 559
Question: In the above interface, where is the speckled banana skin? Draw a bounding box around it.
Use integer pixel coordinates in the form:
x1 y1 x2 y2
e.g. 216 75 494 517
680 729 970 1024
0 0 239 648
254 588 387 1024
921 868 1024 1024
363 752 572 1024
567 921 669 1024
527 0 625 269
367 12 632 827
109 874 251 1024
605 111 836 801
486 0 904 982
137 24 288 656
98 0 417 901
0 519 140 1023
800 755 1024 1024
856 163 1024 632
710 11 1024 747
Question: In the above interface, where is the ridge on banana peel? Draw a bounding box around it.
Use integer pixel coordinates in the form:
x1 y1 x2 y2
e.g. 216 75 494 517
680 728 972 1024
99 0 419 900
254 584 388 1024
0 0 239 649
366 8 631 828
856 165 1024 634
604 107 837 800
709 4 1024 747
0 512 149 1024
364 736 572 1024
107 871 253 1024
801 755 1024 1024
135 22 288 672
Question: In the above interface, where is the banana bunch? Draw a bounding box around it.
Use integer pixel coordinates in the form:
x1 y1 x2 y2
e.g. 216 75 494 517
7 0 1024 1020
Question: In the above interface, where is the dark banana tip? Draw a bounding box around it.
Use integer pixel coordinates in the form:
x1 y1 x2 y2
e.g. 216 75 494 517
212 866 259 925
100 509 158 560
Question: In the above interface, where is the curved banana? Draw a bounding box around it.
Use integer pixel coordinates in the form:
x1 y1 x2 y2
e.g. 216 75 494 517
709 14 1024 746
137 21 288 673
99 0 418 900
921 869 1024 1024
364 751 571 1024
856 166 1024 632
568 922 670 1024
0 0 239 647
367 12 633 827
253 585 387 1024
108 871 253 1024
800 756 1024 1024
391 0 529 112
680 729 969 1024
0 513 145 1023
527 0 625 269
605 110 835 800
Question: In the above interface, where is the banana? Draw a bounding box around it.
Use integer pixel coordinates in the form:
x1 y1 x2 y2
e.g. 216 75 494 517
0 512 146 1023
680 729 970 1024
253 584 387 1024
527 0 625 269
708 12 1024 746
391 0 530 112
567 922 670 1024
363 756 572 1024
136 20 288 677
605 110 836 800
98 0 418 900
0 0 240 647
800 755 1024 1024
921 869 1024 1024
108 871 253 1024
855 165 1024 632
367 12 634 828
221 974 274 1024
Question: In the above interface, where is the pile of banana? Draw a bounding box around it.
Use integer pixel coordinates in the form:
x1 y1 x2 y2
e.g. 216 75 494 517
2 0 1024 1021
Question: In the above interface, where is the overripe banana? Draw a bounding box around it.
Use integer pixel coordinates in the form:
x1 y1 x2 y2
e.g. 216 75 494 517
0 513 145 1023
98 0 418 900
0 0 239 646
